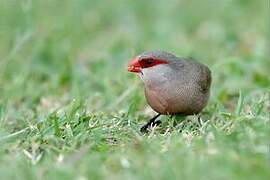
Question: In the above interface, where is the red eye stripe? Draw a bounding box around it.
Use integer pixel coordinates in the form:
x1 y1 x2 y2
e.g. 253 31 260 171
139 58 168 68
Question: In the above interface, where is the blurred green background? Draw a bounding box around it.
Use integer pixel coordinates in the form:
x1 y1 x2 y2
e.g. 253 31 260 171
0 0 269 179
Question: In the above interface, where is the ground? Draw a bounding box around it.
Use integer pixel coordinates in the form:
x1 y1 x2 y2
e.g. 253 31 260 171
0 0 269 179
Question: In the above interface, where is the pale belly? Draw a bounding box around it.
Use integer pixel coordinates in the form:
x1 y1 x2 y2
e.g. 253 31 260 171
144 86 209 115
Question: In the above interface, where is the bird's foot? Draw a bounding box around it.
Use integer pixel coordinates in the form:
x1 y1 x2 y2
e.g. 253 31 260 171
140 114 161 133
140 120 162 133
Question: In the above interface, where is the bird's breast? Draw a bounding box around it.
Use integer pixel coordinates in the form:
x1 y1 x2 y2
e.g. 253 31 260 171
144 80 209 115
144 87 170 114
141 63 210 115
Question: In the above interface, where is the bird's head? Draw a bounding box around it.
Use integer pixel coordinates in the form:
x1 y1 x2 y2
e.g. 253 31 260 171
127 51 176 73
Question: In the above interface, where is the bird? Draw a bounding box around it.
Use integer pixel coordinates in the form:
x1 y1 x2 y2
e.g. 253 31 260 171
127 51 212 132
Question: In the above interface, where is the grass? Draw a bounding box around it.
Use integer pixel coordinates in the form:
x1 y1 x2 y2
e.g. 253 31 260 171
0 0 269 179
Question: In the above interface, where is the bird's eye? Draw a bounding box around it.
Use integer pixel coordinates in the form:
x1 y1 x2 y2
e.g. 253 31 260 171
145 58 154 65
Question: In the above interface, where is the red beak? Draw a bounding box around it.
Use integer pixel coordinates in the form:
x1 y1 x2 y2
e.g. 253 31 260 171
127 58 141 73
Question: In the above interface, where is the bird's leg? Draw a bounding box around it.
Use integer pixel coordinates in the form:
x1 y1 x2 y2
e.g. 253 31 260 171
197 114 203 127
140 114 161 133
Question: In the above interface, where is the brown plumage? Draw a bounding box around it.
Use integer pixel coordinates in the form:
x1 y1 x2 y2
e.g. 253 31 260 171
127 51 212 132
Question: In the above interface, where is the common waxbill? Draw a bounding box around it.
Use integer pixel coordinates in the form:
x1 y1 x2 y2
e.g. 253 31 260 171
127 51 212 132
